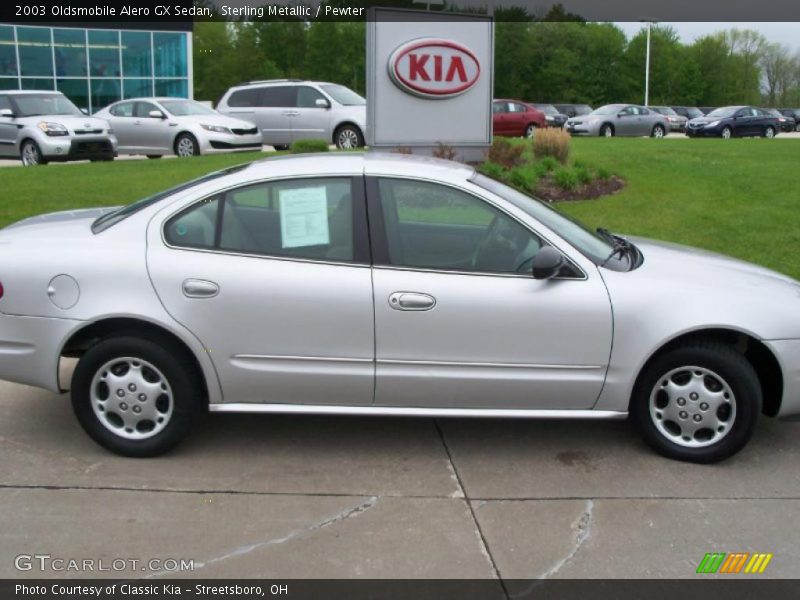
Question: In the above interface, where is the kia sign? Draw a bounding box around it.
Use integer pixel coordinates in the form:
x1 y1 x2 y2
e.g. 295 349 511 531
388 38 481 99
367 9 493 159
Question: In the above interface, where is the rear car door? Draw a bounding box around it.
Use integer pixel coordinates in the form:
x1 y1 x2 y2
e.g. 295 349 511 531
492 101 509 135
367 176 613 409
0 94 16 156
507 102 529 136
254 86 296 147
147 175 375 406
291 85 331 143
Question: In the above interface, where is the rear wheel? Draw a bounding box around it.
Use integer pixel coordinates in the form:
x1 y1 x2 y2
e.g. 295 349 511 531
631 342 761 463
524 124 537 138
71 335 204 457
600 124 614 137
764 126 776 139
651 124 666 138
20 140 46 166
335 124 364 149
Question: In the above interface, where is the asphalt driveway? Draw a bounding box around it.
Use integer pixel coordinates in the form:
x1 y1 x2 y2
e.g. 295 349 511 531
2 378 800 580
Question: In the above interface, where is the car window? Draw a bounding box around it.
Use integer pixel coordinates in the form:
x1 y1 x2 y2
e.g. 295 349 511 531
110 101 135 117
166 178 356 263
0 95 11 111
134 101 159 118
508 103 527 113
227 88 260 108
376 178 545 274
259 86 297 108
492 102 506 114
296 86 327 108
639 107 650 115
619 107 634 116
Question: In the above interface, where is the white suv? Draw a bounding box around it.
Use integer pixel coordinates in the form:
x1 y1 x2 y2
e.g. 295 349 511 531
0 90 116 166
217 80 366 150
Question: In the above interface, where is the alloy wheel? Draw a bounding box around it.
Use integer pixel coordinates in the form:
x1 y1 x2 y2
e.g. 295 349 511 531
90 357 174 440
176 137 195 157
337 129 359 149
721 127 732 139
525 125 536 138
21 142 40 166
765 127 775 139
649 366 736 448
653 126 665 138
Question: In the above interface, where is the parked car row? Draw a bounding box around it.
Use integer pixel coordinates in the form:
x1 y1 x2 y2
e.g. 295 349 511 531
0 79 370 166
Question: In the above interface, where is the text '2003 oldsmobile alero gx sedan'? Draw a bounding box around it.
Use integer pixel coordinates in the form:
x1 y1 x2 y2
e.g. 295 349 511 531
1 154 800 462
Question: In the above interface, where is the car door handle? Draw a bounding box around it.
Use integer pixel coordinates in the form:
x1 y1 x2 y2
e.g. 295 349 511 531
282 111 299 117
182 279 219 299
134 120 142 125
388 292 436 311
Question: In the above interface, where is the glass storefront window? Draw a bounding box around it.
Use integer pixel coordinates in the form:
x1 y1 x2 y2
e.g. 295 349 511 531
0 25 17 77
17 27 53 78
21 77 54 90
0 78 18 90
91 78 121 111
57 78 90 112
88 30 120 78
123 78 152 98
155 79 188 97
153 32 186 78
53 29 87 77
122 31 151 78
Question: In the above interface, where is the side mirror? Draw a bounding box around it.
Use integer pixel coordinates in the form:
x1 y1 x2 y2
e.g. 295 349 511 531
617 112 627 118
0 108 13 118
315 98 331 109
532 247 565 280
149 110 166 119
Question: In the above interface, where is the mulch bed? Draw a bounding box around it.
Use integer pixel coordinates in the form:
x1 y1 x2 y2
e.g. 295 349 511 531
535 175 625 203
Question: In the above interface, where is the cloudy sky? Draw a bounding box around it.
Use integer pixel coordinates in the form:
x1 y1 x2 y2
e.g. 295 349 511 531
615 22 800 52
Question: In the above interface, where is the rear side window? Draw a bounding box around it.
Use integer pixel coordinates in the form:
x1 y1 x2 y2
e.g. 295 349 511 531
165 178 359 263
259 86 297 108
226 88 260 108
110 101 134 117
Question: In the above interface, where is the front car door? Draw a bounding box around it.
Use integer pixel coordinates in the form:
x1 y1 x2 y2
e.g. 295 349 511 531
254 85 296 147
133 101 173 153
366 174 613 409
615 106 637 135
147 175 375 406
106 101 138 152
733 108 754 136
492 101 509 135
292 85 332 143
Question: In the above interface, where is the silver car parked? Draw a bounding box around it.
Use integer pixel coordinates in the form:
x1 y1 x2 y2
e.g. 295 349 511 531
566 104 669 138
0 90 116 166
217 79 366 150
1 153 799 462
94 98 263 158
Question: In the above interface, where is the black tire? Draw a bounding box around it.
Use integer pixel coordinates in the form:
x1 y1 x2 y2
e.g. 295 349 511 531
334 124 364 149
20 139 47 166
651 124 666 138
71 335 204 457
721 126 733 139
524 123 537 138
763 126 776 139
146 155 163 159
272 144 290 151
630 342 761 464
174 133 200 157
600 124 614 138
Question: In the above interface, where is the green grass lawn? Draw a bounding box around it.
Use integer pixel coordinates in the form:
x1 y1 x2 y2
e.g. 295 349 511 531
1 139 799 278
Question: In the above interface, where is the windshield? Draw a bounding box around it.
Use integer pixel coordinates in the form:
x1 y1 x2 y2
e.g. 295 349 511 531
471 173 616 265
707 107 738 118
535 104 559 115
12 93 82 117
160 100 217 116
590 105 624 116
92 165 250 233
320 84 365 106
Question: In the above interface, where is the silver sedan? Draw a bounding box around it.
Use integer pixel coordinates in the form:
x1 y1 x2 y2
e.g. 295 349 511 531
1 153 798 462
94 98 263 158
566 104 669 137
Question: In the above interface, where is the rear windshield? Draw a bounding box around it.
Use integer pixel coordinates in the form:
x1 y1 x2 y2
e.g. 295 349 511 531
92 165 250 233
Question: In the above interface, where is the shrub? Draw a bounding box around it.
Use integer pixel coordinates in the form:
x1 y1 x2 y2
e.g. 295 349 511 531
432 142 458 161
290 139 329 154
596 167 612 180
538 156 560 172
477 161 507 181
533 127 571 164
554 167 578 190
508 166 538 192
487 138 524 169
574 165 593 185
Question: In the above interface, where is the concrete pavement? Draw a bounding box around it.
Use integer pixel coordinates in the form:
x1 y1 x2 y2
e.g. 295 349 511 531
2 379 800 580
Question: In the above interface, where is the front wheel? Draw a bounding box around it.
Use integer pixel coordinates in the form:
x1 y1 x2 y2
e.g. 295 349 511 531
71 335 204 457
651 124 666 138
631 342 761 463
721 126 733 139
600 124 614 138
335 125 364 149
20 140 47 166
174 133 200 157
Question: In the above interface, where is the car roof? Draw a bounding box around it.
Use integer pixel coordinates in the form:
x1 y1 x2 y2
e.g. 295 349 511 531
235 152 475 183
232 80 332 90
2 90 63 95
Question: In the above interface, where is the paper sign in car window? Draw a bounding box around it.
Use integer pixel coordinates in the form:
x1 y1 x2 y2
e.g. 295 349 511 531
279 186 330 248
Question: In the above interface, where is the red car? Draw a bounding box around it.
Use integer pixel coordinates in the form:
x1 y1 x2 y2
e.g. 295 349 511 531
492 99 547 138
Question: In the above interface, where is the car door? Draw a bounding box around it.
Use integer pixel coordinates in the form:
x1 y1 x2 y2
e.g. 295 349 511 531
147 175 375 406
507 102 529 136
106 101 138 152
133 101 174 153
492 101 509 135
367 176 613 410
0 94 16 156
732 108 753 136
253 86 295 147
636 107 654 135
291 85 332 143
615 106 637 135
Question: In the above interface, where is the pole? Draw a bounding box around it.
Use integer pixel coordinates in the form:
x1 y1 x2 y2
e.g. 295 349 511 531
644 22 651 107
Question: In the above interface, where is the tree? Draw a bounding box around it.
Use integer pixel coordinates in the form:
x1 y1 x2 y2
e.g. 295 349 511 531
761 42 794 106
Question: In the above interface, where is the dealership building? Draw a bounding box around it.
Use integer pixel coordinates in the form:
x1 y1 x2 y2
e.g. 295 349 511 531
0 22 192 113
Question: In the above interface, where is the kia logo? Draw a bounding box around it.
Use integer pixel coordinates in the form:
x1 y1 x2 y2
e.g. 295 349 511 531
388 38 480 99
